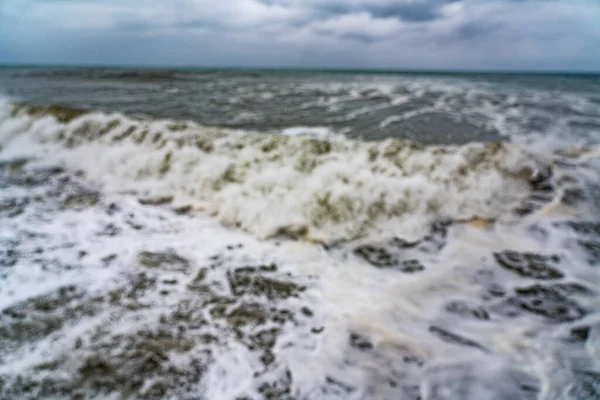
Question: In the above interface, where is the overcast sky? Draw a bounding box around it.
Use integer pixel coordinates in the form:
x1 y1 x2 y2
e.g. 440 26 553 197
0 0 599 71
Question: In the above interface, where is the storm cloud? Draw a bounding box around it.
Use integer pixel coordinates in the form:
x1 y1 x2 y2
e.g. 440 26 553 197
0 0 599 70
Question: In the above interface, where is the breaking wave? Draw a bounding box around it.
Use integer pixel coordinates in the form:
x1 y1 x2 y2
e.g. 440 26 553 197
2 91 600 400
0 98 553 243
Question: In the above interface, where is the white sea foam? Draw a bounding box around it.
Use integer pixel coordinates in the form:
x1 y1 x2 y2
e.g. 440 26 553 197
0 100 546 243
280 126 340 139
1 96 600 399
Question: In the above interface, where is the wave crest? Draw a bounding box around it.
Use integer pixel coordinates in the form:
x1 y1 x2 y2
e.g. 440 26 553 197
0 100 547 242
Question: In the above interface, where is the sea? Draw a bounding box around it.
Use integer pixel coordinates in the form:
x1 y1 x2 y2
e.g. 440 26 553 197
0 67 599 400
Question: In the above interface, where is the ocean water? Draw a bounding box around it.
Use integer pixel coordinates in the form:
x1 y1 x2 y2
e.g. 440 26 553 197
0 68 600 399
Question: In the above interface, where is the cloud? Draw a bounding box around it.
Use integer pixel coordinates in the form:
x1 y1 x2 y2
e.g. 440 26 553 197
315 0 461 22
309 12 403 40
0 0 599 70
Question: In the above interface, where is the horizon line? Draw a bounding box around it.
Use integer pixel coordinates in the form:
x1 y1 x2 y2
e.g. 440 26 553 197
0 62 599 76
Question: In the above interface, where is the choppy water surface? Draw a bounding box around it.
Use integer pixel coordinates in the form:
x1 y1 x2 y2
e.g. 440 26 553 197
0 68 599 399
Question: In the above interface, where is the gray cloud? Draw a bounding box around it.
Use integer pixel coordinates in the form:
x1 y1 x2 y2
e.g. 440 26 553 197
453 20 503 41
0 0 599 71
257 0 460 23
317 0 460 22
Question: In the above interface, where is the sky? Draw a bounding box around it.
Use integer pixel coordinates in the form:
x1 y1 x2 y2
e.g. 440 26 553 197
0 0 599 71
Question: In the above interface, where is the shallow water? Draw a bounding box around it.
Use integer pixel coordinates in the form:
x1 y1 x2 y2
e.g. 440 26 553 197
0 69 599 399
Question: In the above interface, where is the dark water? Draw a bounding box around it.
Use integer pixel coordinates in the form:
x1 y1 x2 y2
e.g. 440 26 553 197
1 67 600 144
